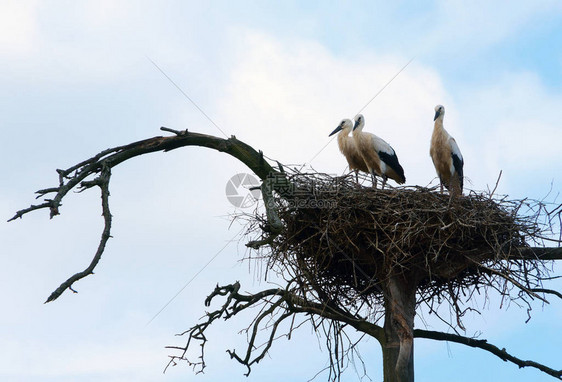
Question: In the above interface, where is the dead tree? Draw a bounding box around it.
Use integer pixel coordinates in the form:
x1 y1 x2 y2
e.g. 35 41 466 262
10 128 562 381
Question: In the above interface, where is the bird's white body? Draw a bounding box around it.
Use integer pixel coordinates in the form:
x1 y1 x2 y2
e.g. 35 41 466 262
352 114 405 188
430 105 464 195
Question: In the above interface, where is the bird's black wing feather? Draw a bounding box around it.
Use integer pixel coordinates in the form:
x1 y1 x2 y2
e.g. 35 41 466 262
452 153 464 191
379 151 406 183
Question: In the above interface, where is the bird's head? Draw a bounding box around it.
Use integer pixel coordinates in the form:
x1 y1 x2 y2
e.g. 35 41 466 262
353 114 365 131
329 119 352 136
434 105 445 121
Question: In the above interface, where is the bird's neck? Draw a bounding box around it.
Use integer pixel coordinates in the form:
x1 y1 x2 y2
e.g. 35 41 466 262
434 117 444 131
337 131 348 146
352 126 363 137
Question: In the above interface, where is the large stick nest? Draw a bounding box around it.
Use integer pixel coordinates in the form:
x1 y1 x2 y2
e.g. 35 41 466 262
247 172 556 314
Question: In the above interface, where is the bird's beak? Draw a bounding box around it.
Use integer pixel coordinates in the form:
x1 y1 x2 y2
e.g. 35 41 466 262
352 120 359 131
329 125 343 136
433 110 441 121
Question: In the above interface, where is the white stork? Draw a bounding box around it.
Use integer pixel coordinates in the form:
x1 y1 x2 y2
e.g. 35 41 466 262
329 119 369 183
352 114 406 188
430 104 464 195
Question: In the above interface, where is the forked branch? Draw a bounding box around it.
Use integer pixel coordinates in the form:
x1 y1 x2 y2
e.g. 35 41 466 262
45 165 113 303
165 282 384 377
9 128 289 302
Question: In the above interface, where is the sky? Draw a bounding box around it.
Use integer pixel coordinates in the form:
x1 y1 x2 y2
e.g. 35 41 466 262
1 1 561 381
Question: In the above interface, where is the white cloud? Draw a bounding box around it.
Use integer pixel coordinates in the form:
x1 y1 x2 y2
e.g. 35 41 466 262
0 1 38 56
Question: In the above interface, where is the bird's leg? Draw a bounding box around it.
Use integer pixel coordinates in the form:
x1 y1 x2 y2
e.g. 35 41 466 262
439 183 443 194
354 170 359 186
371 171 378 188
381 175 388 189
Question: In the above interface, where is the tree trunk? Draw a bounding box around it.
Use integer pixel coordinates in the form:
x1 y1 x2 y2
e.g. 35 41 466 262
382 275 416 382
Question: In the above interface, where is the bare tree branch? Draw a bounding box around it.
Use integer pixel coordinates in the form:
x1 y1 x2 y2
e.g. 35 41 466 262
10 129 292 302
246 178 284 249
518 247 562 261
44 165 113 303
414 329 562 380
531 288 562 300
166 282 385 377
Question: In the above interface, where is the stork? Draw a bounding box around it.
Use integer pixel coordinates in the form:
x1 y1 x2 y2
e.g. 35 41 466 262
430 104 464 195
329 119 369 183
352 114 406 188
